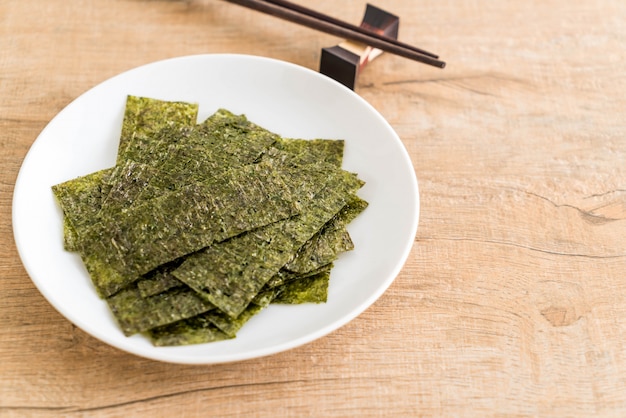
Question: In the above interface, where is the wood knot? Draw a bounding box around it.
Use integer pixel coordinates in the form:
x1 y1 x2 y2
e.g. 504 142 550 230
540 305 581 327
534 280 589 327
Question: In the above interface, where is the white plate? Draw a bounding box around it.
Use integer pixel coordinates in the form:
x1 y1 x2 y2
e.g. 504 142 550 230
12 54 419 364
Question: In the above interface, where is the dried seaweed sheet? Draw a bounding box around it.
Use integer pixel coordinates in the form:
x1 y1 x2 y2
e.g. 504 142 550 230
197 108 280 164
120 125 194 169
97 160 158 217
79 161 300 297
173 168 364 318
54 96 198 251
136 260 185 298
52 168 115 251
168 267 330 343
269 137 344 168
205 303 265 338
156 269 330 342
271 270 331 304
139 116 277 200
249 290 277 308
137 273 184 298
52 97 369 346
106 284 214 336
263 263 333 291
254 269 331 307
283 196 369 274
172 269 330 345
148 312 232 346
116 95 198 164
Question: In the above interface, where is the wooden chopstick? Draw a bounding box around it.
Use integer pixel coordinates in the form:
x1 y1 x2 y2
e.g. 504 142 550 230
223 0 446 68
262 0 439 59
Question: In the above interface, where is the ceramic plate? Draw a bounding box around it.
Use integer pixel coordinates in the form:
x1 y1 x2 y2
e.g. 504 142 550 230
12 54 419 364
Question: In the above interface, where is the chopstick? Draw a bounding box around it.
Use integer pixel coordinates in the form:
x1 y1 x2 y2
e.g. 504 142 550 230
223 0 446 69
262 0 439 59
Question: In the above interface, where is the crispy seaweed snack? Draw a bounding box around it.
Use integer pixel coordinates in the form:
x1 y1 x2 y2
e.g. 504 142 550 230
52 95 368 346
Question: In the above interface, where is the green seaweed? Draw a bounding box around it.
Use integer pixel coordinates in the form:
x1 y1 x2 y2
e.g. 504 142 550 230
135 110 278 202
106 284 214 336
269 137 345 168
97 160 158 217
272 270 331 304
136 260 185 298
145 130 273 195
172 168 364 318
116 95 198 164
53 96 199 252
52 168 115 251
283 196 368 274
205 303 265 338
148 312 232 346
79 161 300 297
263 263 333 291
51 97 369 346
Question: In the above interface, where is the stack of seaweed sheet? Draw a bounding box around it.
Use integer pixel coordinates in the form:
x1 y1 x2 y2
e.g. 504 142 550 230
52 96 368 346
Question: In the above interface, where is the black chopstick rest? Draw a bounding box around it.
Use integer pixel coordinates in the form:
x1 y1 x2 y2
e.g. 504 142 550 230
319 4 399 90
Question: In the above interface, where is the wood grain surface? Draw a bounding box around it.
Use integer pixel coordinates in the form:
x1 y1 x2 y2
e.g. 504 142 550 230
2 0 626 416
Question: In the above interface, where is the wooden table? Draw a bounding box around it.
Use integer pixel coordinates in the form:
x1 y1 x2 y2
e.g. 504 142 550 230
2 0 626 416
